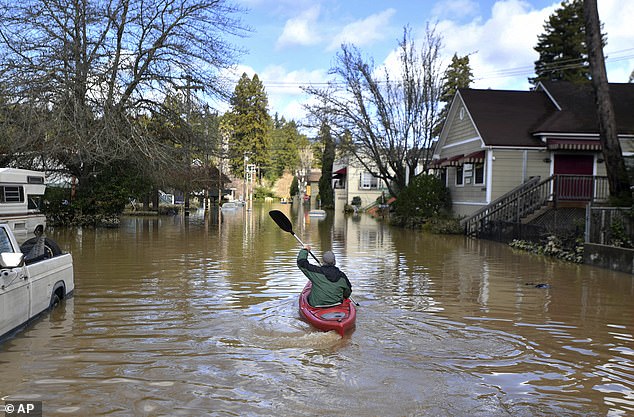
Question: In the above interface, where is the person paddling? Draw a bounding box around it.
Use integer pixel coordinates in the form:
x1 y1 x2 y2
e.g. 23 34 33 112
297 245 352 307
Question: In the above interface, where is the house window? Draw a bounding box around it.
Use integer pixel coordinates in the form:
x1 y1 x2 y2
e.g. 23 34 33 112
360 172 380 189
0 186 24 203
624 155 634 184
474 163 485 185
440 169 447 187
455 166 464 186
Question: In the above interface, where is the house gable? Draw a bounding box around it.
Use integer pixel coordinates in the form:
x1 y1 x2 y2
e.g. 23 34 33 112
435 91 483 160
459 88 555 148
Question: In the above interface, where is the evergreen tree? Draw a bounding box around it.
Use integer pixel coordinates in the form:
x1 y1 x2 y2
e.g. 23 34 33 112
267 119 307 180
227 73 271 177
434 53 473 137
531 0 597 84
317 122 335 209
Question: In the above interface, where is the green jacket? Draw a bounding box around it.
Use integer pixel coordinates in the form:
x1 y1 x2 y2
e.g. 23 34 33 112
297 249 352 307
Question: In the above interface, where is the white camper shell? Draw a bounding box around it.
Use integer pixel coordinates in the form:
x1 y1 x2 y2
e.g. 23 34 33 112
0 168 47 241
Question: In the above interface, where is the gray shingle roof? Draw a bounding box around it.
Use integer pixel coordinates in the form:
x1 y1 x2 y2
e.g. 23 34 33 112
457 81 634 148
458 88 554 147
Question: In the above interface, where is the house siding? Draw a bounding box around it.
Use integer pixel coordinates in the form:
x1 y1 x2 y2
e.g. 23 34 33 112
333 160 389 212
444 104 479 143
489 149 550 200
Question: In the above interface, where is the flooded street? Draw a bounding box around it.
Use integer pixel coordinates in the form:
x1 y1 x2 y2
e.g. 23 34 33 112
1 203 633 416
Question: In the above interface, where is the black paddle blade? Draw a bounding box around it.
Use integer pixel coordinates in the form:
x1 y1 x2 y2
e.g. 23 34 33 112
269 210 294 234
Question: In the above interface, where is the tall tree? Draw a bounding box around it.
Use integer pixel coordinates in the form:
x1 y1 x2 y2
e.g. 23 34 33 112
227 73 271 178
434 53 473 137
532 0 592 84
583 0 631 205
267 118 307 180
0 0 245 191
305 25 444 196
317 122 335 209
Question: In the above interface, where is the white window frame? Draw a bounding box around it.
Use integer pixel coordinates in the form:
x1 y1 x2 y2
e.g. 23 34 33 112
360 172 379 189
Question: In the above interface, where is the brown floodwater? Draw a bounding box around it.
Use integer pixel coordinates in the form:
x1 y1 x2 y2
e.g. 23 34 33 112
0 203 632 416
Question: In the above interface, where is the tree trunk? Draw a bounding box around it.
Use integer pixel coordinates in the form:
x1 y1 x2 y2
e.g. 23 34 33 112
583 0 632 205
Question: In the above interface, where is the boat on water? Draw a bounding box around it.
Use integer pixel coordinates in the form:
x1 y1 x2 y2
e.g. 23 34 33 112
298 281 356 336
308 209 326 217
220 201 241 211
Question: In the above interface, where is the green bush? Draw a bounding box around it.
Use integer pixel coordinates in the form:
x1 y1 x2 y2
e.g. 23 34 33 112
253 186 276 199
509 236 584 263
392 174 451 220
425 218 463 234
290 176 299 197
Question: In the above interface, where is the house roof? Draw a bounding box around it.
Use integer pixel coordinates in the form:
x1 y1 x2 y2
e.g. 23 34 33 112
536 81 634 135
454 81 634 151
458 88 555 147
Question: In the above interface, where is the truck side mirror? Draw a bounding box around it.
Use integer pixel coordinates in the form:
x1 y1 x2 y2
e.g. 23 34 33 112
0 253 25 268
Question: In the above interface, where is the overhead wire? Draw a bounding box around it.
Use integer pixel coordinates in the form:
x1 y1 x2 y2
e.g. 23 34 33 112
246 47 634 88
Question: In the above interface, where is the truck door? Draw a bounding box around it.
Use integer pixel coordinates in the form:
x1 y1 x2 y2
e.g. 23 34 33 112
0 228 30 337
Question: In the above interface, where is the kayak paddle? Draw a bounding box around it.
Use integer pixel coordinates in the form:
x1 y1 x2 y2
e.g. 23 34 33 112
268 210 359 306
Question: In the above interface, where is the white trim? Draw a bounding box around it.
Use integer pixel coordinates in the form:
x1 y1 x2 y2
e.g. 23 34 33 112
487 146 547 150
436 91 486 156
486 150 493 203
442 136 481 150
453 201 488 206
535 81 562 111
536 132 601 138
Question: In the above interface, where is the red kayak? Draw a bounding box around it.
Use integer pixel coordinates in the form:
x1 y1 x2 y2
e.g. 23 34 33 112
298 281 356 336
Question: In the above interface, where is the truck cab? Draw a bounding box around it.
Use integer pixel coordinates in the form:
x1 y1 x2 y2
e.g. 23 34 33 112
0 224 74 341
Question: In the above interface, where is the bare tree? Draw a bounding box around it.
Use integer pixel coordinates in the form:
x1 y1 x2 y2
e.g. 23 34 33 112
0 0 245 185
583 0 632 205
304 25 444 196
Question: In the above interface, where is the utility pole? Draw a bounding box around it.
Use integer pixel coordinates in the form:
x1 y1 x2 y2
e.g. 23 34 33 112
175 75 204 214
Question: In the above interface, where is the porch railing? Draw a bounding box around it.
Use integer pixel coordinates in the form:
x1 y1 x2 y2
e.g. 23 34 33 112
462 175 609 237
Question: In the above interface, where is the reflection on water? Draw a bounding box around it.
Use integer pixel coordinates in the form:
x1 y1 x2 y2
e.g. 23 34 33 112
0 204 632 416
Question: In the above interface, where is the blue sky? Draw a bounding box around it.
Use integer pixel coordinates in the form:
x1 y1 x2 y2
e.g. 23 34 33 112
217 0 634 127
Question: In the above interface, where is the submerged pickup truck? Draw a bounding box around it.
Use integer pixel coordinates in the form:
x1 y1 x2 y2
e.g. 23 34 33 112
0 224 74 341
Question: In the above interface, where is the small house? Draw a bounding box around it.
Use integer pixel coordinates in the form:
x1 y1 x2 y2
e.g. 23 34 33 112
433 81 634 218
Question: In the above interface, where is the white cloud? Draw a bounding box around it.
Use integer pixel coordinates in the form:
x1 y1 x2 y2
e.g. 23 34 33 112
597 0 634 83
260 65 329 122
327 9 396 51
437 0 558 90
276 6 322 48
431 0 480 20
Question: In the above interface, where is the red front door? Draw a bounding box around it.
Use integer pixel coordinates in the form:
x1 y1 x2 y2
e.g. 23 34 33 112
554 154 594 200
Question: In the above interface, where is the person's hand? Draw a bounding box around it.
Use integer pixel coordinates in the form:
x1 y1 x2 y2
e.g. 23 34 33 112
304 245 311 251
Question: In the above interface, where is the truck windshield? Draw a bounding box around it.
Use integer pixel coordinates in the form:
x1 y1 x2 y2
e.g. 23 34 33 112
0 228 13 253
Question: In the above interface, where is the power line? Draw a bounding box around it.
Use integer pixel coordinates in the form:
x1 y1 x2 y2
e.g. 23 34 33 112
247 47 634 88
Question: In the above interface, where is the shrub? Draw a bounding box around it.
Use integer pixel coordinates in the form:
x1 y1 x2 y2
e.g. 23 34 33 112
290 176 299 197
425 217 463 234
253 186 276 199
509 235 584 263
392 174 451 220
